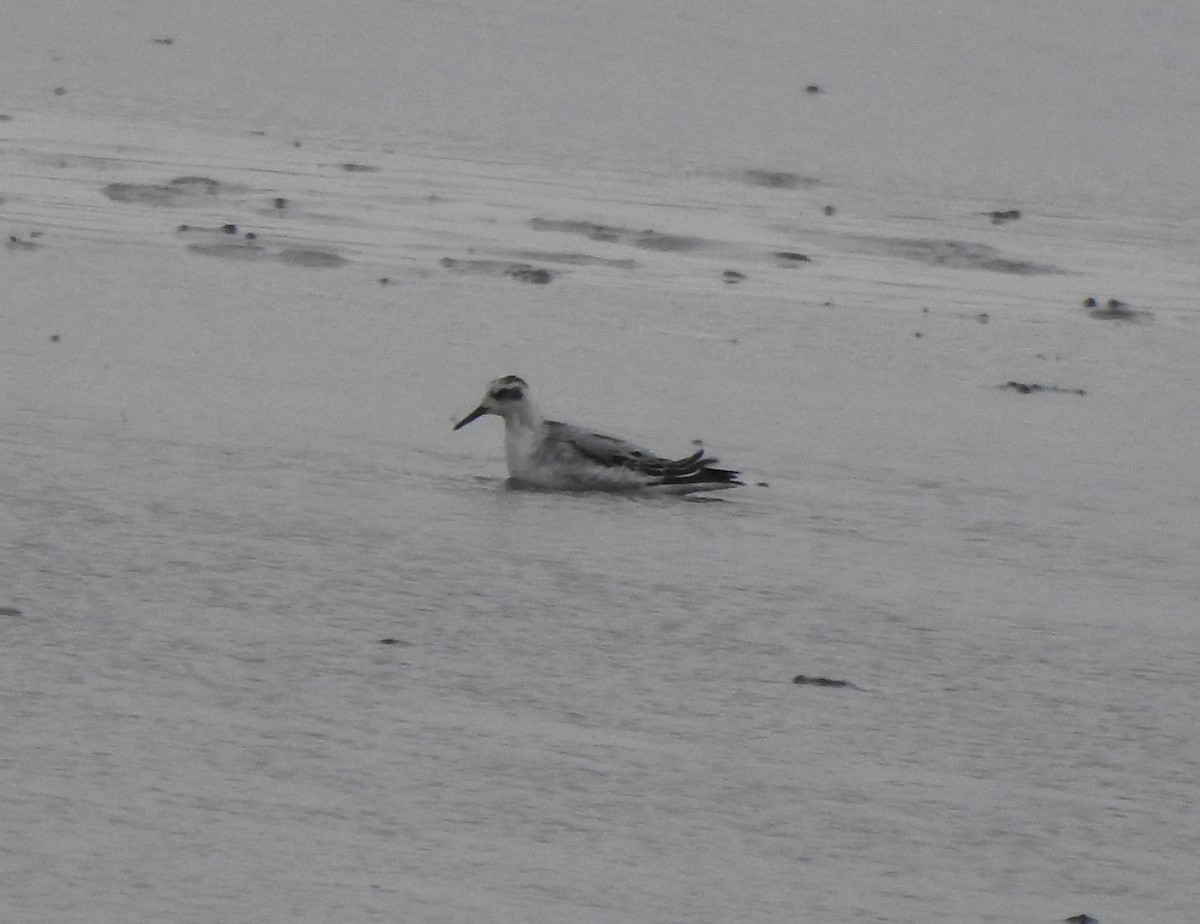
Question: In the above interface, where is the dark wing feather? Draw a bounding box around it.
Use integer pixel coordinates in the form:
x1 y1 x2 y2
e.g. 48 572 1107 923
548 421 742 486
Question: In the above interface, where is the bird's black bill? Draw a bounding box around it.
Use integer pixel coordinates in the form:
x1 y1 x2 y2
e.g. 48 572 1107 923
453 405 487 430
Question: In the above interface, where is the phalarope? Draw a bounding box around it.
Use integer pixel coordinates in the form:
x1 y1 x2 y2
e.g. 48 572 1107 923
453 375 743 493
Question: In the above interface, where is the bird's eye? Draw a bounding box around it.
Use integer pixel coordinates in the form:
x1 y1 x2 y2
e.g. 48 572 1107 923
493 386 522 401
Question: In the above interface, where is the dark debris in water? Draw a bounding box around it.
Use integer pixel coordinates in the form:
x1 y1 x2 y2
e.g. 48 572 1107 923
1084 297 1152 322
0 606 23 617
6 234 41 251
792 674 857 689
1064 915 1099 924
507 266 554 284
986 208 1022 224
1002 381 1087 396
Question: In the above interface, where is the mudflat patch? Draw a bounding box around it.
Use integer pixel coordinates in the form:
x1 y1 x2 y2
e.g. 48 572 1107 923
102 175 239 206
741 169 818 190
530 217 706 252
439 257 555 283
855 235 1062 275
277 248 349 268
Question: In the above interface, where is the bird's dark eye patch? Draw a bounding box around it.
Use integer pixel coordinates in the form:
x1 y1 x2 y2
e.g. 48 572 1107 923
492 386 523 401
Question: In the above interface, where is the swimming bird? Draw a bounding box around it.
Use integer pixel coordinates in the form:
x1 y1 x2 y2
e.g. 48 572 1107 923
453 375 742 493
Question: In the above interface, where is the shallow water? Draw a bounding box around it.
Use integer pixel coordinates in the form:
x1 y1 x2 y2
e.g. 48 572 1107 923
5 327 1198 923
4 4 1200 922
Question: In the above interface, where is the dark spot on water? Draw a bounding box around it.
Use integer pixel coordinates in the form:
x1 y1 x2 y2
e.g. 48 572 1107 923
805 84 821 94
53 86 67 96
793 675 854 688
152 37 175 45
977 313 990 323
1087 298 1151 322
914 331 923 338
742 169 816 190
0 114 13 122
441 256 554 283
722 269 745 283
823 204 836 216
530 219 705 252
987 208 1022 224
1082 296 1098 307
379 277 390 285
1063 915 1098 924
340 162 380 173
507 266 554 284
378 637 409 646
631 229 704 252
221 223 238 235
104 175 223 206
273 197 289 210
775 251 810 263
1002 381 1087 396
49 334 60 342
0 606 23 617
6 234 40 251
